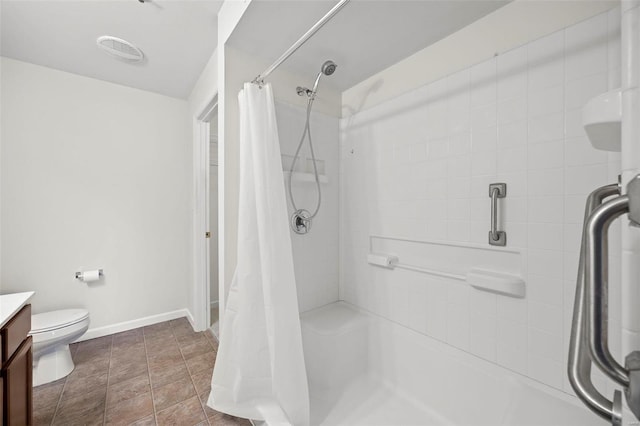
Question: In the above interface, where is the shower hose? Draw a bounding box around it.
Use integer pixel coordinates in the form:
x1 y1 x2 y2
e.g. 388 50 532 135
288 93 322 222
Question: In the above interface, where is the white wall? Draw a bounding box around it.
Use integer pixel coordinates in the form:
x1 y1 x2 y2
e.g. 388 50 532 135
342 0 617 116
276 101 340 312
340 10 621 396
1 58 192 331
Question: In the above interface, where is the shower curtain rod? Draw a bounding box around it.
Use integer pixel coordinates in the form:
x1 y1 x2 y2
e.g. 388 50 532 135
252 0 350 85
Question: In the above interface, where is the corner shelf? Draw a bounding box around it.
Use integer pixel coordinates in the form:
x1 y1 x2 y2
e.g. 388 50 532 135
582 88 621 152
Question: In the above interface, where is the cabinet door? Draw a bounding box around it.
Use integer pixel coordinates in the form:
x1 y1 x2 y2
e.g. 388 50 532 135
3 336 32 426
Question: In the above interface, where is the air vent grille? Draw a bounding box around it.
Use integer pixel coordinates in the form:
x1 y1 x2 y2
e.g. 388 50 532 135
96 36 144 63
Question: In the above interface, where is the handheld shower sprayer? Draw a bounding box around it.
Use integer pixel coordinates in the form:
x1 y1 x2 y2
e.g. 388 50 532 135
289 60 338 234
296 60 338 100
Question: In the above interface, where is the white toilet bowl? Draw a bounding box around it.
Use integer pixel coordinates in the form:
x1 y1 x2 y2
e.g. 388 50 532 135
30 309 90 386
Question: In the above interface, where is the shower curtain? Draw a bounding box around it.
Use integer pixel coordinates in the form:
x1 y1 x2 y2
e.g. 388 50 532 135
208 82 310 426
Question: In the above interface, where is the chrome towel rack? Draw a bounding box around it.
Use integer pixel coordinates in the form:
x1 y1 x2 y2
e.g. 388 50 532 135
569 174 640 425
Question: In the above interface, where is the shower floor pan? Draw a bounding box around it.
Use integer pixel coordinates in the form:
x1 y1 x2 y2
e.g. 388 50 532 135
301 302 604 426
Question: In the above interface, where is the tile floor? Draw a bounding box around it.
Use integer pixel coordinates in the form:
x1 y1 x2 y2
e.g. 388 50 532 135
33 317 251 426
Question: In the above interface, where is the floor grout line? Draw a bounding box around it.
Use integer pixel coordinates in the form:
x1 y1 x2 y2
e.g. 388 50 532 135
48 375 68 425
102 336 114 426
142 326 159 425
174 322 210 426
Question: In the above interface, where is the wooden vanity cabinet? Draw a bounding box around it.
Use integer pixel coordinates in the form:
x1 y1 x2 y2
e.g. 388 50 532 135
1 304 33 425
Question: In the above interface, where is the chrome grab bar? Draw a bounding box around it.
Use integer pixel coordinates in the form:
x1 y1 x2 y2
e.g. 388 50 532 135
571 174 640 424
586 195 631 388
568 183 621 423
488 183 506 246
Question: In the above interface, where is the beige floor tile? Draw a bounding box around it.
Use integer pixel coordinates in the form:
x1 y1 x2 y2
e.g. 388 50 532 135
105 391 153 425
181 339 214 360
156 396 206 426
152 376 196 412
185 350 216 376
62 371 108 400
107 373 151 407
190 369 212 396
150 361 190 389
33 378 65 412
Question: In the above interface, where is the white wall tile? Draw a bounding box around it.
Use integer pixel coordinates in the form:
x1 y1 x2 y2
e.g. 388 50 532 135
470 58 497 107
565 72 608 110
528 223 563 250
528 196 564 223
470 313 497 362
528 274 564 307
528 327 563 361
472 126 497 152
564 164 608 195
497 119 527 149
528 32 565 90
565 13 609 81
471 150 497 176
497 47 528 100
527 140 564 170
340 10 620 395
449 131 471 155
497 297 528 324
497 147 527 174
528 112 564 144
497 96 527 125
564 136 608 167
528 355 564 389
446 303 470 351
470 103 497 130
497 321 528 374
528 249 564 278
528 84 564 117
528 168 564 196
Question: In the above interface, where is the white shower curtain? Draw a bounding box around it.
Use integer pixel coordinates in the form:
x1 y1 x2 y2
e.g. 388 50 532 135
208 82 310 426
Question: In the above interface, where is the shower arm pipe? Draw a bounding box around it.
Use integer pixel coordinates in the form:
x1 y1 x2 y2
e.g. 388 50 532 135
251 0 350 85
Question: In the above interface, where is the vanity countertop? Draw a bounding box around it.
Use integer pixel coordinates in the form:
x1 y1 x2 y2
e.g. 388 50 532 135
0 291 34 328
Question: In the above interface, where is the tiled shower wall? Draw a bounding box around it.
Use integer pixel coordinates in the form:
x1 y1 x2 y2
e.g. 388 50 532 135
340 9 621 394
276 101 340 313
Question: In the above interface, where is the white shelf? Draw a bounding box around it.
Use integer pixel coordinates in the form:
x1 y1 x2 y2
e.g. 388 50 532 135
466 268 525 298
284 171 329 184
582 88 621 152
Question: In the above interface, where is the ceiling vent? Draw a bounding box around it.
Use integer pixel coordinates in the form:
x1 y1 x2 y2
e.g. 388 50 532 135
96 36 144 63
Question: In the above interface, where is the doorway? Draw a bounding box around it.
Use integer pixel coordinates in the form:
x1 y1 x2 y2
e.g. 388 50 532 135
209 111 220 335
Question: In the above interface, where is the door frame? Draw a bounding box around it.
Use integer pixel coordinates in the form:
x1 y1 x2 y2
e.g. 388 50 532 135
193 96 218 331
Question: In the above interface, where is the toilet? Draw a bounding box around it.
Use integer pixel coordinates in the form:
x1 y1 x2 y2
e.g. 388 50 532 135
29 309 90 386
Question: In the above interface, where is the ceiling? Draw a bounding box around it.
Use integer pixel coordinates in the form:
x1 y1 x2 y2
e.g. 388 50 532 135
0 0 222 99
229 0 509 92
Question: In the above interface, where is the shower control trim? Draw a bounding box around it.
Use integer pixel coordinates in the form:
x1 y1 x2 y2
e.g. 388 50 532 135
291 209 312 235
488 183 507 246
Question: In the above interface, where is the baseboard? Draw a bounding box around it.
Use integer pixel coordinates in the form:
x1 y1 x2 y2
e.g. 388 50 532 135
77 309 193 342
210 300 219 308
185 309 197 331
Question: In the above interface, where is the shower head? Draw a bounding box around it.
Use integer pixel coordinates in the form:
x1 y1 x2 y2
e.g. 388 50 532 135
321 60 337 76
297 60 338 98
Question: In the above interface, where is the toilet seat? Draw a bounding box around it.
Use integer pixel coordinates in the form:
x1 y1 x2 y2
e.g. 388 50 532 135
30 309 89 334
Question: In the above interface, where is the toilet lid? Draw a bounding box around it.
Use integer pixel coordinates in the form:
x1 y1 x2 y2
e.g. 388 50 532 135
31 309 89 333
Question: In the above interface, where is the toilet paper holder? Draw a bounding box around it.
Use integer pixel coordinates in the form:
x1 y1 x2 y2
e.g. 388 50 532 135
75 269 104 280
